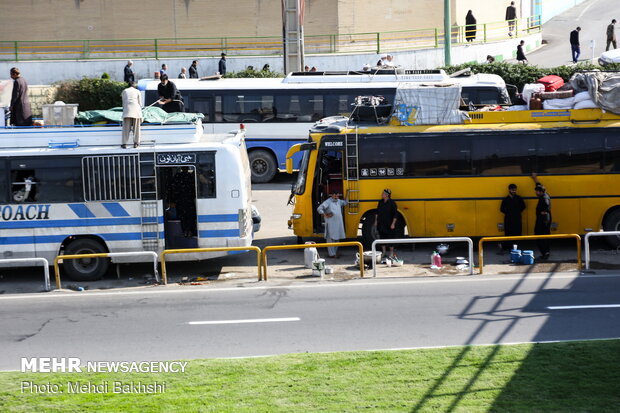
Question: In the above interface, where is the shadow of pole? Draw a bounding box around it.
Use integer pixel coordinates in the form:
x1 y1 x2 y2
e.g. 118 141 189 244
410 262 561 412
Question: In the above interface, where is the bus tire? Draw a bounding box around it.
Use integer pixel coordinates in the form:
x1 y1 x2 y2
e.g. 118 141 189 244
249 150 277 183
361 215 379 248
63 238 110 281
603 209 620 248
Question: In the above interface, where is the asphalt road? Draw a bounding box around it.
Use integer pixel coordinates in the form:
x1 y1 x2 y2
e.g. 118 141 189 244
2 271 619 371
527 0 617 67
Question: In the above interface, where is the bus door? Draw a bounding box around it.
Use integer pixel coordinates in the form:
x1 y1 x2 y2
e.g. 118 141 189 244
157 164 198 249
313 145 345 235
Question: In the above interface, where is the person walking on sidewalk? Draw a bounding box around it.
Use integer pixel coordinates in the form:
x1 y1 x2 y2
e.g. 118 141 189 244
9 67 32 127
189 60 199 78
532 174 552 260
317 191 347 258
516 40 528 64
505 1 517 37
465 10 477 42
570 27 581 63
606 19 617 51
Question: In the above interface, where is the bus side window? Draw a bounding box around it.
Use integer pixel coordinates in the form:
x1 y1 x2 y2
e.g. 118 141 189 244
605 136 620 172
0 160 6 203
197 152 216 198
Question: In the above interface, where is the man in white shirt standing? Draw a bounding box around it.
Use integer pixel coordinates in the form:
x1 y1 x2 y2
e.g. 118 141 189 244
121 82 143 148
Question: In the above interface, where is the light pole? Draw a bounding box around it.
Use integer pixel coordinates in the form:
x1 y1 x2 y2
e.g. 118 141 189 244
444 0 451 66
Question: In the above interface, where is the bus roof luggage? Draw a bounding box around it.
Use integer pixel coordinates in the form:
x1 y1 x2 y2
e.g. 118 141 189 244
570 71 620 115
392 83 469 125
537 75 564 92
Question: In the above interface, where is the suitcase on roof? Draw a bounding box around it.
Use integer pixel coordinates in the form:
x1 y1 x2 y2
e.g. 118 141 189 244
537 75 564 92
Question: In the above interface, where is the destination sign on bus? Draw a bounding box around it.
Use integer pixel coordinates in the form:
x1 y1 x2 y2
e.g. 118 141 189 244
156 153 196 165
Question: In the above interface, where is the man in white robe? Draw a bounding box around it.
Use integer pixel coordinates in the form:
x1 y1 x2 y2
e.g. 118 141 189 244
317 191 347 258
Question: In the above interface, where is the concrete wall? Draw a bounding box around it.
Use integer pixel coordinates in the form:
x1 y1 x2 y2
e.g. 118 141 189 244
0 33 542 86
541 0 587 24
0 0 541 41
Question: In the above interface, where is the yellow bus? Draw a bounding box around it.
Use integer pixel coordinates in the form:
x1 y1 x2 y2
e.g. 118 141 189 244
286 108 620 247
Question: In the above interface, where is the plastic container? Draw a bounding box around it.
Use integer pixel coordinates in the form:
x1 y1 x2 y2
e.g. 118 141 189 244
431 251 442 267
42 103 79 126
510 249 522 264
304 242 318 269
521 250 535 265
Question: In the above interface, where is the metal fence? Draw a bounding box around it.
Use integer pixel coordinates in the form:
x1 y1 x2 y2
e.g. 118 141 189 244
0 16 540 62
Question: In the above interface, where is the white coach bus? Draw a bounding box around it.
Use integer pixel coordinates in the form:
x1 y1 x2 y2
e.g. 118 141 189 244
0 121 257 281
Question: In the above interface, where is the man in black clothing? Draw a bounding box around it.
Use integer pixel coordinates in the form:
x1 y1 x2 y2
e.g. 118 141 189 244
374 189 399 259
123 60 135 85
500 183 526 250
156 74 184 113
189 60 199 78
218 53 227 75
9 67 32 127
570 27 581 63
505 1 517 36
532 174 551 260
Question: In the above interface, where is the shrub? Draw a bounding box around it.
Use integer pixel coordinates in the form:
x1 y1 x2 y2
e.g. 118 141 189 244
223 67 284 78
53 77 126 111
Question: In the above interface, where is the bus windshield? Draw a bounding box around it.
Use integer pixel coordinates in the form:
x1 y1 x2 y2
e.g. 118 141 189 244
292 149 311 195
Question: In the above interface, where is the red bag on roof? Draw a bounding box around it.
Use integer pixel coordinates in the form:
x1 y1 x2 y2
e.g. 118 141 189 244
537 75 564 92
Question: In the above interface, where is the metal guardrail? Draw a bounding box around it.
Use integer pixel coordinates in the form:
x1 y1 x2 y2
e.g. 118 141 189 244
0 258 51 291
160 246 262 284
261 242 364 281
53 251 159 290
0 16 540 62
584 231 620 270
371 237 474 277
478 234 582 274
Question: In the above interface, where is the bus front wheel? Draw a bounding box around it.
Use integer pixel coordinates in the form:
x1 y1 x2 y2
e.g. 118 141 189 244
603 209 620 248
63 238 110 281
249 150 277 183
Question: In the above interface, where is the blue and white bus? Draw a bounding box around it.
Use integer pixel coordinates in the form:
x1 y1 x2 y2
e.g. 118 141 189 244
0 121 257 281
141 69 510 183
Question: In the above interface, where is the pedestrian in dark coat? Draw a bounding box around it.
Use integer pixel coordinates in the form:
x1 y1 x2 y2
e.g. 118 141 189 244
532 174 551 260
374 189 399 259
506 1 517 36
123 60 135 84
465 10 477 42
156 74 184 113
218 53 227 75
570 27 581 63
606 19 617 51
189 60 199 78
516 40 528 64
9 67 32 127
500 183 526 249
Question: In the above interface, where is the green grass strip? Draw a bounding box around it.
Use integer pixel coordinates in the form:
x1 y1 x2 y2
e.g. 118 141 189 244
1 339 619 412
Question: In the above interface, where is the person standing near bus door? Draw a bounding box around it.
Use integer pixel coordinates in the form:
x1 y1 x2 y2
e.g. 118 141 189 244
189 60 199 78
532 174 551 260
505 1 517 37
375 189 398 260
218 53 227 75
121 81 142 148
606 19 617 51
317 190 348 258
157 74 184 113
9 67 32 127
570 27 581 63
500 183 526 251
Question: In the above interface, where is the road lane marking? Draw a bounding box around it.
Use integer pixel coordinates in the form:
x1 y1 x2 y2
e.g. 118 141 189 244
188 317 300 325
547 304 620 310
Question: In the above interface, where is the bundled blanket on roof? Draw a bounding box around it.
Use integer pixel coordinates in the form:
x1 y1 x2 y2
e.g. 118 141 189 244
570 72 620 114
74 106 205 125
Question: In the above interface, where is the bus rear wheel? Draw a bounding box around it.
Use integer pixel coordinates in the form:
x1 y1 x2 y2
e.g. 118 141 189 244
249 150 277 183
603 209 620 248
63 238 110 281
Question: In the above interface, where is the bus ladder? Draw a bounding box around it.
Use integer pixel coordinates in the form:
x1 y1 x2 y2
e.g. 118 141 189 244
139 147 159 251
345 130 360 214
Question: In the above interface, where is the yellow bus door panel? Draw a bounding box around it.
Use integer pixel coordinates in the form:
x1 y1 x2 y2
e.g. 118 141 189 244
475 200 510 235
424 201 476 236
